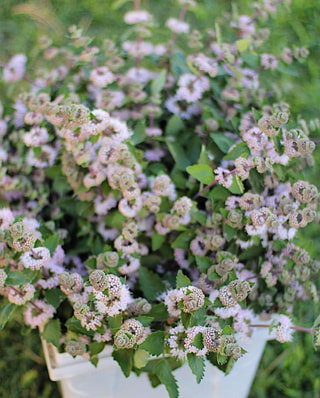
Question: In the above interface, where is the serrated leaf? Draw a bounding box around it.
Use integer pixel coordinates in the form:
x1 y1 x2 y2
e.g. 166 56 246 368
112 349 133 377
44 234 60 255
132 121 146 145
186 164 214 185
45 288 65 308
210 133 234 153
187 354 206 384
151 70 167 95
152 231 166 251
224 142 250 160
154 360 179 398
42 319 61 348
171 231 194 249
138 267 166 301
140 331 165 356
134 349 150 369
217 353 228 365
0 303 16 329
227 175 244 194
195 256 212 273
236 38 251 52
176 270 191 288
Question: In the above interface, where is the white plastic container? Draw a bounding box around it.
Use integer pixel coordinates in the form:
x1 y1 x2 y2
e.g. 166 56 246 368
41 317 275 398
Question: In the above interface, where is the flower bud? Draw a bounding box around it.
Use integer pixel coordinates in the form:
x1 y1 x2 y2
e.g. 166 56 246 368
114 329 136 349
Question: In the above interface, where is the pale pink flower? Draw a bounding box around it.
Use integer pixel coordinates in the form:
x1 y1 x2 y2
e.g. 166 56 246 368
24 300 56 328
166 18 190 34
124 10 152 24
3 54 27 82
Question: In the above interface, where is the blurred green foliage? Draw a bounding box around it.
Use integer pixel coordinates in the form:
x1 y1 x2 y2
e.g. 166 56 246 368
0 0 319 397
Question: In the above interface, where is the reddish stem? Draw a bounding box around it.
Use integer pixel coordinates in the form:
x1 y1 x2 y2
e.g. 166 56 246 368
250 323 313 333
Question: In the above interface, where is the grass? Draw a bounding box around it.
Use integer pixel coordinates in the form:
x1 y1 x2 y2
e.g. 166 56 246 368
0 0 319 397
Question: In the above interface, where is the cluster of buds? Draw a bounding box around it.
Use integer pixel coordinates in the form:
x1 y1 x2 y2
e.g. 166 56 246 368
114 319 145 349
284 129 316 158
218 280 251 307
58 272 83 295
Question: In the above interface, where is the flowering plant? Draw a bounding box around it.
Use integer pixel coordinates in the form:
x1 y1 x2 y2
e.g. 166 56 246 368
0 0 319 396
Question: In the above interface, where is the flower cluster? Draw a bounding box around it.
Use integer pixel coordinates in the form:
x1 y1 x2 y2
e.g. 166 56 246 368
0 0 319 396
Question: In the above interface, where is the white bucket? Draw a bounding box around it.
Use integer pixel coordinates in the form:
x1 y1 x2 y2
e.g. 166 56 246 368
42 317 275 398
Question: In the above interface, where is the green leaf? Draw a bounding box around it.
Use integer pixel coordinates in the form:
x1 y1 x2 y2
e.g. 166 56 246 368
210 133 234 153
104 211 126 230
176 270 191 288
171 231 194 249
132 121 146 145
249 168 264 194
251 108 262 123
187 354 206 384
166 140 191 170
195 255 212 273
224 142 250 160
90 342 105 357
224 225 237 241
238 245 264 261
45 288 65 308
32 146 42 157
5 269 40 286
0 303 16 329
190 307 207 327
151 70 167 95
152 231 166 251
41 319 61 348
134 349 150 369
65 317 95 337
140 331 165 356
135 316 154 327
76 201 93 217
221 325 233 335
186 164 214 185
154 360 179 398
236 38 251 52
108 313 123 332
138 267 166 301
170 51 190 79
148 304 168 321
165 115 184 136
112 349 133 377
227 175 244 194
181 311 191 328
217 353 228 365
209 185 230 201
44 234 60 255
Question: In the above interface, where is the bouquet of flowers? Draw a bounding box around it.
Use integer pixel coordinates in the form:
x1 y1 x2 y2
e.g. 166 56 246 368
0 0 319 396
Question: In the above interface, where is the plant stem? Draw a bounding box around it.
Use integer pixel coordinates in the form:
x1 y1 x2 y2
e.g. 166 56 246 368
250 323 313 333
